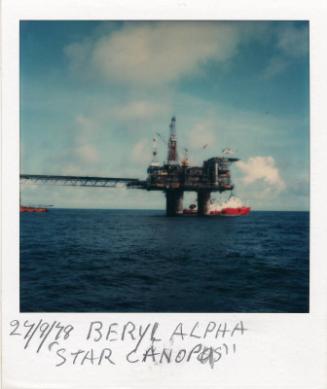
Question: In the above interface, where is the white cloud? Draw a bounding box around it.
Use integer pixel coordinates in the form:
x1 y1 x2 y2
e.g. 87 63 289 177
262 57 289 79
65 22 308 85
65 22 248 86
277 25 309 58
73 115 100 164
262 24 308 79
75 145 99 163
75 114 96 130
236 156 286 191
111 100 169 121
74 114 99 142
64 40 93 73
131 139 151 165
188 120 217 149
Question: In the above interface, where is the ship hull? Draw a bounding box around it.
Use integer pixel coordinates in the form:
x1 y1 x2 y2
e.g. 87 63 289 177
219 207 251 216
20 206 48 213
209 207 251 216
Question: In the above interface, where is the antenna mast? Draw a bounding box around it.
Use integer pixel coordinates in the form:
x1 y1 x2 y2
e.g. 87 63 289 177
150 137 160 166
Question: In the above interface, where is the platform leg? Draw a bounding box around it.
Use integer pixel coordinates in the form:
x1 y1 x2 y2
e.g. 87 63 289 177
197 191 211 216
166 190 184 216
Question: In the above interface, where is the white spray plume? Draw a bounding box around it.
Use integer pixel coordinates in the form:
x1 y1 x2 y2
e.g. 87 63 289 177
209 196 245 212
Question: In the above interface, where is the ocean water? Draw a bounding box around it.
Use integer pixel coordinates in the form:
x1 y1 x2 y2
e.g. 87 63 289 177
20 210 309 313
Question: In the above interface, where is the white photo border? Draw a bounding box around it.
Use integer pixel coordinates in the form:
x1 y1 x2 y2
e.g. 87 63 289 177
2 0 327 388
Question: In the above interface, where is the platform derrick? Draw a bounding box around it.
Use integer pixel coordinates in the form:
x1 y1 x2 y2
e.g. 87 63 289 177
20 116 239 216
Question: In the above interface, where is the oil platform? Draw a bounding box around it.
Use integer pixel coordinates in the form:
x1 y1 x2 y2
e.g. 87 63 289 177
21 117 239 216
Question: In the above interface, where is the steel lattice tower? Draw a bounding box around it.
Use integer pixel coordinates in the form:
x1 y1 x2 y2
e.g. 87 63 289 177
167 116 179 165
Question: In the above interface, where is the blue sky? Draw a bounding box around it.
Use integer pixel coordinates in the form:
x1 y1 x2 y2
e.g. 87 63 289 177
20 21 309 210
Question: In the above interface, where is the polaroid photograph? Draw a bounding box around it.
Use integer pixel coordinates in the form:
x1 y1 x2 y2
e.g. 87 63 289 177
2 0 327 388
19 19 309 314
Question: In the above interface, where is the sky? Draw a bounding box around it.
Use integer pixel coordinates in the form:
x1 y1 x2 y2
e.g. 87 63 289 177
20 21 309 211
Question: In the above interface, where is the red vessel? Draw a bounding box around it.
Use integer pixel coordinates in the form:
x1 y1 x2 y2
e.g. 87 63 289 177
20 206 48 213
209 206 251 216
220 206 251 216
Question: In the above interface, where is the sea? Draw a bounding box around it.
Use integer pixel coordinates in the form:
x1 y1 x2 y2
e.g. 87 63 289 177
20 209 309 313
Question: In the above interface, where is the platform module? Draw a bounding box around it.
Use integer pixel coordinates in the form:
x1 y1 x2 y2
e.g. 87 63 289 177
146 117 239 215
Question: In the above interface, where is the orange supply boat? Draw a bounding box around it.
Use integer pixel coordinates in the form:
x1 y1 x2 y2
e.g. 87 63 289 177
20 206 48 213
219 206 251 216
